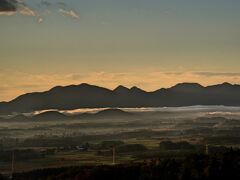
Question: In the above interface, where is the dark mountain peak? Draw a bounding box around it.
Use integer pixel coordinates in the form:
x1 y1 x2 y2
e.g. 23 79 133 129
34 111 68 120
173 82 203 88
49 85 82 93
222 82 232 85
220 82 233 87
36 111 65 116
77 83 111 91
130 86 145 93
49 83 111 95
170 83 203 91
130 86 140 90
95 108 131 117
207 82 235 89
50 85 64 91
113 85 130 93
50 83 100 91
78 83 94 88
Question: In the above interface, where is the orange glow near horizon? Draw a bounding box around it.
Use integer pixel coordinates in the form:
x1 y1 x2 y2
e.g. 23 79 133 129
1 70 240 102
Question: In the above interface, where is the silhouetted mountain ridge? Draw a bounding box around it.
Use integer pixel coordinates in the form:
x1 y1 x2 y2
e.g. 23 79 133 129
34 111 69 120
170 83 204 92
94 108 132 117
1 82 240 114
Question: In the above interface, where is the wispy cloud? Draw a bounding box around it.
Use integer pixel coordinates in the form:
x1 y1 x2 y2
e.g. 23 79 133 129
0 11 16 15
194 72 240 77
18 6 36 16
0 0 36 17
59 8 80 19
0 0 80 22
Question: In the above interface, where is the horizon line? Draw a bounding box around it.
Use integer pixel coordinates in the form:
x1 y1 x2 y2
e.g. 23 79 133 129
1 81 238 103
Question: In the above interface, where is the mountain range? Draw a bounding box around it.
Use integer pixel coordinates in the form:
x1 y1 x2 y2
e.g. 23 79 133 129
0 82 240 115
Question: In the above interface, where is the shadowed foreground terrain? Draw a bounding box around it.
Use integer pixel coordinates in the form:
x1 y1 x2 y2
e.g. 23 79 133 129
4 149 240 180
1 106 240 179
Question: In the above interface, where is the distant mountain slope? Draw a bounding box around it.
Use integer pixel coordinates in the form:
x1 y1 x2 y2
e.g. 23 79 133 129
33 111 70 121
69 108 133 120
1 82 240 114
93 108 132 117
1 109 134 121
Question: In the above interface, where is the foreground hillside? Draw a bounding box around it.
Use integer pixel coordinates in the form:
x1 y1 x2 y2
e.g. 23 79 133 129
6 149 240 180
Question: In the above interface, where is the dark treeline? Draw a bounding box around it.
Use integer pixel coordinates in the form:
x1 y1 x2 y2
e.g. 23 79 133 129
0 149 46 162
6 149 240 180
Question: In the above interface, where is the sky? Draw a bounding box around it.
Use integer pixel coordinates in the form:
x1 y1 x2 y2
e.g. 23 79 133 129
0 0 240 101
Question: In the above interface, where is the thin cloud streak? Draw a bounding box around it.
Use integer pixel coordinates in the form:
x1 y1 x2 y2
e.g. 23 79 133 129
195 72 240 77
59 8 80 19
18 6 36 16
0 11 16 15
